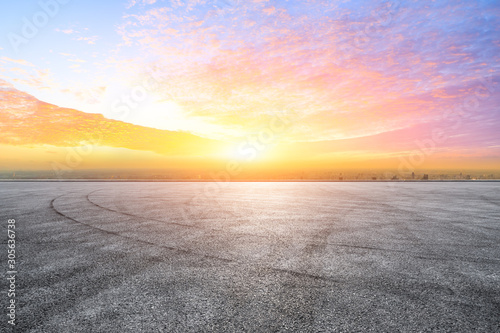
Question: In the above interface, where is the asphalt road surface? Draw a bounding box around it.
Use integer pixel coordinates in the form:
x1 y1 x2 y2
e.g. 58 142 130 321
1 182 499 332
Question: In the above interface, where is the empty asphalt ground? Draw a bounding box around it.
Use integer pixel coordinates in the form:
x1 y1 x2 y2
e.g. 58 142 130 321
1 182 499 332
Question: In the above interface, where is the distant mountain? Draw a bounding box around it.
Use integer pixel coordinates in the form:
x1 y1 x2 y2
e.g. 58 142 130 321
0 80 223 156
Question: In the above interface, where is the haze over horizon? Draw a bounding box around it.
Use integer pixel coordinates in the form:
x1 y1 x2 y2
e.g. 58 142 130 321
1 0 499 173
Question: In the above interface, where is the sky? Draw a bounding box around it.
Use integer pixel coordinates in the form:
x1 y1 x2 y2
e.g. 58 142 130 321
0 0 499 173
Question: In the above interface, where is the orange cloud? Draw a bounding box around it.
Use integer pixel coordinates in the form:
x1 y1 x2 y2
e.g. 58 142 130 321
0 81 224 157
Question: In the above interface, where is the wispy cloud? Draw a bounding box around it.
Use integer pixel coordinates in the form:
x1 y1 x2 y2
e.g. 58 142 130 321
126 0 157 9
67 58 86 63
112 0 498 141
75 36 99 45
55 28 79 34
0 57 35 67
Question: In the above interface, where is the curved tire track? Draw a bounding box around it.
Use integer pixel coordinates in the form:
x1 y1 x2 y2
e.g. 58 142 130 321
83 189 500 265
50 192 343 283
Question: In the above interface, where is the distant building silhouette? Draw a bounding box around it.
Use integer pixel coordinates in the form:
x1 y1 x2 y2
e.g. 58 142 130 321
422 174 429 180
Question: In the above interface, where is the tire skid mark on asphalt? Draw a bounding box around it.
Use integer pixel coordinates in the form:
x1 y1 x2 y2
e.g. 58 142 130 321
86 187 406 262
476 226 500 231
84 189 500 265
93 185 421 234
93 188 329 254
317 184 442 257
412 255 500 264
318 184 500 247
51 195 191 254
181 193 242 221
317 184 428 232
20 199 168 332
280 185 500 263
86 190 276 241
86 189 201 230
447 188 500 234
448 221 500 232
52 193 237 268
317 184 428 222
287 185 360 269
51 193 344 283
480 195 500 208
91 188 320 270
0 240 99 245
325 242 500 264
445 187 500 232
88 189 292 250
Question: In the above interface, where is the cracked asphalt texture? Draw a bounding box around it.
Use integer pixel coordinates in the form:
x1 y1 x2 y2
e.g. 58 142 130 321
1 181 499 332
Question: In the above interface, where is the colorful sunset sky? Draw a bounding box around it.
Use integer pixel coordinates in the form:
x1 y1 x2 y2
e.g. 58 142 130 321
1 0 499 174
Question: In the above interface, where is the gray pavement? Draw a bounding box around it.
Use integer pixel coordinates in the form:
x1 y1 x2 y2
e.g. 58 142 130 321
0 182 499 332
